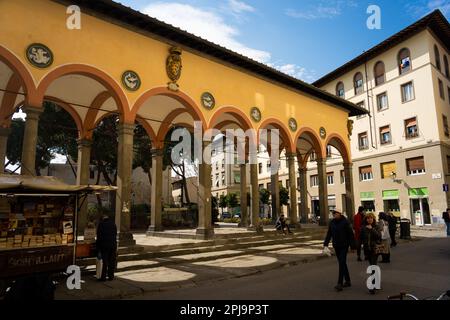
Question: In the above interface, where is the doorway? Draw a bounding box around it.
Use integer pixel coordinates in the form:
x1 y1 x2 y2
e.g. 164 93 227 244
384 199 400 217
410 198 431 225
312 200 320 218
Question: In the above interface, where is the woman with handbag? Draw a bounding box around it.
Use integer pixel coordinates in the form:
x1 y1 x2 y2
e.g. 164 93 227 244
378 212 391 263
360 212 382 294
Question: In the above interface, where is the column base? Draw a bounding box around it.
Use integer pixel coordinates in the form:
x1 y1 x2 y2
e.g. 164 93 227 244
289 222 301 230
196 228 215 239
238 221 249 228
118 232 136 246
247 224 264 234
147 225 164 232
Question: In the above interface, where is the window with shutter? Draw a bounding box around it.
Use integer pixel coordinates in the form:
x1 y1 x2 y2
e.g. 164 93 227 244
406 157 425 175
401 82 414 102
359 166 373 181
405 117 418 139
374 61 385 86
377 92 388 111
398 48 411 74
354 72 364 95
435 45 441 71
381 162 396 179
380 126 391 144
336 82 345 98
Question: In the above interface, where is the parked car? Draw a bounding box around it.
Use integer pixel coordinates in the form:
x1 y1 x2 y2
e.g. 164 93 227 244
221 212 231 219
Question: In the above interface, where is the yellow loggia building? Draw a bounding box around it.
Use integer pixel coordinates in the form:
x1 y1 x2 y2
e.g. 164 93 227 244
0 0 365 242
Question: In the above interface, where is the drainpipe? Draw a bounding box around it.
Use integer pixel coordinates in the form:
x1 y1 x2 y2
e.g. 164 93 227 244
364 59 377 149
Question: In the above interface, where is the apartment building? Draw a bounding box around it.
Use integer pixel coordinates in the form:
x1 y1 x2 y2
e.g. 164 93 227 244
311 10 450 226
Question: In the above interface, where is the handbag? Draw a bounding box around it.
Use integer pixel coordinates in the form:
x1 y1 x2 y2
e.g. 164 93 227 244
381 221 390 240
95 251 103 279
375 243 385 255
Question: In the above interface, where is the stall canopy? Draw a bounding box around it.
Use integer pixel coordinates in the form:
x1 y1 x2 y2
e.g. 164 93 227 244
0 174 117 193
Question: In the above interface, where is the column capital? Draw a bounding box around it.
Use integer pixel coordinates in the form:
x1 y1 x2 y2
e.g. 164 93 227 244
0 127 11 137
316 158 327 166
77 138 93 148
117 123 135 136
23 105 43 120
343 162 353 169
285 152 297 160
299 167 308 174
151 148 164 158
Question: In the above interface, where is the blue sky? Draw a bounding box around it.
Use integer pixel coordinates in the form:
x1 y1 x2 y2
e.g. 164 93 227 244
118 1 448 82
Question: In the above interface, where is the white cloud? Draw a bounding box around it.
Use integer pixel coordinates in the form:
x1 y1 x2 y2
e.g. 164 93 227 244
141 2 315 82
274 64 318 82
142 2 270 63
286 0 358 20
407 0 450 17
228 0 255 14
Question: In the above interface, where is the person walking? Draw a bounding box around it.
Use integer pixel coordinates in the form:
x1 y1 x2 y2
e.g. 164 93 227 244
96 212 117 281
323 210 356 292
275 214 292 235
378 212 391 263
353 206 365 261
360 212 381 294
443 209 450 237
387 212 398 247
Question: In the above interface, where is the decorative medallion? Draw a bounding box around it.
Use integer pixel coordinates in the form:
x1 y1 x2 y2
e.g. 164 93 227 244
347 119 354 138
288 118 298 132
26 43 53 68
250 107 262 123
201 92 215 110
121 70 141 91
166 46 182 91
319 127 327 139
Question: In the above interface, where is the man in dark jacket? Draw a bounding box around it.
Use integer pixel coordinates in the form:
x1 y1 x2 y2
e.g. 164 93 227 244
443 209 450 237
387 212 398 247
323 210 356 292
96 213 117 281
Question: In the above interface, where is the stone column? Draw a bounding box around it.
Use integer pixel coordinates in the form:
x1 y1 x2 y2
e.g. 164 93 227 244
238 163 249 227
0 127 11 173
299 167 309 223
115 123 135 246
21 106 42 176
270 171 280 222
248 162 263 232
197 141 214 239
317 158 329 226
344 162 355 223
76 138 92 234
287 154 300 228
148 149 164 232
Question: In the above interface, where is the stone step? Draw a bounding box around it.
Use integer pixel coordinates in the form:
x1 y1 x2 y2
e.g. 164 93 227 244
81 240 326 275
77 229 327 267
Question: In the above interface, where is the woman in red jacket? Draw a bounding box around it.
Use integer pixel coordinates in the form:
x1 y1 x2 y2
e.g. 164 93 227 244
353 206 365 261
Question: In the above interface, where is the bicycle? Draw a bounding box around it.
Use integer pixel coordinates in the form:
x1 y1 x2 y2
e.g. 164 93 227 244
387 290 450 300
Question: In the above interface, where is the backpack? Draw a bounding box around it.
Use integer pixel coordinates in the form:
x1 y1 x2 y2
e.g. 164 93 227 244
381 220 390 240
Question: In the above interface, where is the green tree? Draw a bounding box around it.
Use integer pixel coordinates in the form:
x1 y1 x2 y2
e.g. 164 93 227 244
259 188 270 206
227 193 239 214
162 126 195 205
219 195 227 215
132 123 153 185
6 102 78 175
279 186 290 206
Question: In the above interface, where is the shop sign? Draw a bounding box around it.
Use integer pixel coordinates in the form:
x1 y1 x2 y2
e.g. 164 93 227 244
360 191 375 200
382 189 399 200
408 187 429 198
0 245 74 278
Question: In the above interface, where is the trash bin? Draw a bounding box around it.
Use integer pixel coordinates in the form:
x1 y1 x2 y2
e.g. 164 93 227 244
400 219 411 239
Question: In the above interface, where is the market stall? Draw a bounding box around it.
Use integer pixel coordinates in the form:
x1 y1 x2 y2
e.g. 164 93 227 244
0 174 116 284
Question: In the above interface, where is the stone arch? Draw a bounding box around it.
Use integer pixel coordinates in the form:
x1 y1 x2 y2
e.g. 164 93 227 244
324 133 350 163
258 118 295 154
294 127 324 164
131 87 206 127
43 96 84 138
36 64 130 122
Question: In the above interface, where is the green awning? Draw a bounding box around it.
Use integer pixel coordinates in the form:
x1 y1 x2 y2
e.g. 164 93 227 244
382 190 399 200
360 191 375 201
408 187 428 198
